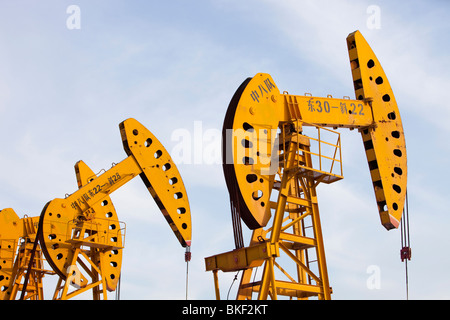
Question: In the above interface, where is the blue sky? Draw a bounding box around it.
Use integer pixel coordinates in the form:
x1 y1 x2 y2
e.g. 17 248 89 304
0 0 449 300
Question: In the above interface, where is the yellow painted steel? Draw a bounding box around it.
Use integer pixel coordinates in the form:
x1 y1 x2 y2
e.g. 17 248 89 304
221 30 406 230
0 118 192 299
206 121 336 299
205 30 407 300
347 31 407 229
44 160 123 299
120 118 192 246
283 94 373 128
0 209 53 300
224 73 280 229
74 160 123 291
224 73 375 231
0 209 26 299
205 241 276 272
38 118 192 299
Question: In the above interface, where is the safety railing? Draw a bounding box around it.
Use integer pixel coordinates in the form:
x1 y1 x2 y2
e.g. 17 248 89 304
65 217 126 250
280 120 343 183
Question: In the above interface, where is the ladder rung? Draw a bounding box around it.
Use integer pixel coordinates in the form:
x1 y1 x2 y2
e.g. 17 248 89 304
239 280 321 298
279 232 316 249
286 196 312 207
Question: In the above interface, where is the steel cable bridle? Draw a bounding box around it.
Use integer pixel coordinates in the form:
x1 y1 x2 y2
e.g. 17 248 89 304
400 190 411 299
185 246 191 300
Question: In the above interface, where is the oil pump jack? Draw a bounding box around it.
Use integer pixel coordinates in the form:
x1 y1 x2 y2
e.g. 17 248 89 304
205 30 408 300
0 118 192 299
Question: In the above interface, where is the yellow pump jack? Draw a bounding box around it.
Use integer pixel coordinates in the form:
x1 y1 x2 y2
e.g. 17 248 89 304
0 118 192 300
205 30 407 300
